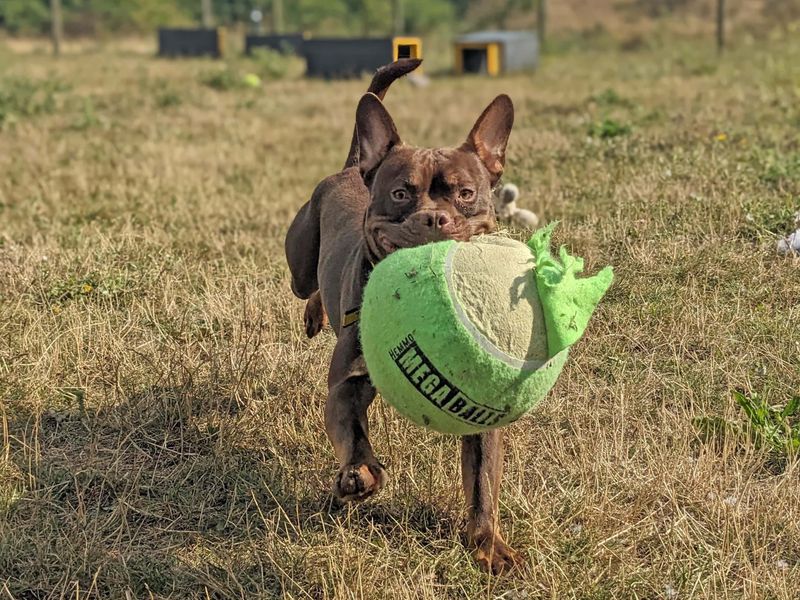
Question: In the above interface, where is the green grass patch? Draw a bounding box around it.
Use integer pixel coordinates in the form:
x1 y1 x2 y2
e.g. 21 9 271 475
0 76 70 125
588 87 635 108
760 151 800 185
695 391 800 459
587 117 632 138
42 272 133 306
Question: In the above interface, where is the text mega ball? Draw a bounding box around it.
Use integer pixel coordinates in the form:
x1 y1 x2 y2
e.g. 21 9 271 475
359 224 613 435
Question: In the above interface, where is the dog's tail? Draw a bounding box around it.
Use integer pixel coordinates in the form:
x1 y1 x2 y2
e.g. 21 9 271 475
344 58 422 170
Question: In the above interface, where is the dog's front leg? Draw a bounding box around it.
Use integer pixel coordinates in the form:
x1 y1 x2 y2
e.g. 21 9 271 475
461 430 524 574
325 331 386 503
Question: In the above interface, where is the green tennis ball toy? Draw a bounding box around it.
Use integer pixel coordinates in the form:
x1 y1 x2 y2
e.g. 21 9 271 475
242 73 262 88
359 223 613 435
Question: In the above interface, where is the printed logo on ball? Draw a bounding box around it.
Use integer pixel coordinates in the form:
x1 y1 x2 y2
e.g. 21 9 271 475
389 334 507 427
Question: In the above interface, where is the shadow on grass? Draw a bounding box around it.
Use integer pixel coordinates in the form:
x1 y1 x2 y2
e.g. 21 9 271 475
1 385 458 597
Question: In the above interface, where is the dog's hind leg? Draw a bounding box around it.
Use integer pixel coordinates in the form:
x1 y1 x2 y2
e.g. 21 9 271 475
285 188 322 300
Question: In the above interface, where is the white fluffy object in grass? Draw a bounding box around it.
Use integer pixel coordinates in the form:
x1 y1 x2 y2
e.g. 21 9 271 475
493 183 539 229
777 230 800 256
776 210 800 256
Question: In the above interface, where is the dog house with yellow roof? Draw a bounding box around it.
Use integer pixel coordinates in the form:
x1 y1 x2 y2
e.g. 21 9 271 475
454 31 538 76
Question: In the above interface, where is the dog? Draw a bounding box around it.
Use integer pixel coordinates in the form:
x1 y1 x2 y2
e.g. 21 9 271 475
493 182 539 229
284 59 521 574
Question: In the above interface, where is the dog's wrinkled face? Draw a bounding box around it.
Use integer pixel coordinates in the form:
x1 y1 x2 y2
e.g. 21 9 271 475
355 93 514 261
365 146 495 257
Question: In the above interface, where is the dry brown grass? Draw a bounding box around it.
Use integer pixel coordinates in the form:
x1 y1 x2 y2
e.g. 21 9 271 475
1 33 799 599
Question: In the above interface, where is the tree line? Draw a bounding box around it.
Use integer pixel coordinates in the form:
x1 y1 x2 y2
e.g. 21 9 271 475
1 0 475 36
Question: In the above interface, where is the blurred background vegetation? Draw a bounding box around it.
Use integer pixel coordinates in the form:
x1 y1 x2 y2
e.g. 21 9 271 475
1 0 800 43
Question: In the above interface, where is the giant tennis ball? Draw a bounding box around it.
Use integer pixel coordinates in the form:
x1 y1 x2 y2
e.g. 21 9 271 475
360 223 613 435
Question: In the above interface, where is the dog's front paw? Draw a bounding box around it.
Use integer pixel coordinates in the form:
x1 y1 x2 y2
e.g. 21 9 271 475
470 531 525 576
333 462 387 503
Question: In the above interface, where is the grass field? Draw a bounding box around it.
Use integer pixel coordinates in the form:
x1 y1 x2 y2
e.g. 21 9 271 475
1 34 799 599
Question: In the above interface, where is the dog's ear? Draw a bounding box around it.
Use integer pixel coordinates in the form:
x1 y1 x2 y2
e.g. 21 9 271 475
463 94 514 184
355 93 401 177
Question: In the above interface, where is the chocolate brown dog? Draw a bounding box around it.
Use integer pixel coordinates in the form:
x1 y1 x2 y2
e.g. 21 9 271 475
284 59 520 574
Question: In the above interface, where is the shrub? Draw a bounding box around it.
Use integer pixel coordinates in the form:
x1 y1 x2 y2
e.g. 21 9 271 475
249 47 293 80
0 77 69 125
198 66 245 91
588 118 632 139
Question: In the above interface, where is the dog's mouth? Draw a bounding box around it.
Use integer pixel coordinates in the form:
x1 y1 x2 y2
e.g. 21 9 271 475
375 232 399 255
365 212 494 262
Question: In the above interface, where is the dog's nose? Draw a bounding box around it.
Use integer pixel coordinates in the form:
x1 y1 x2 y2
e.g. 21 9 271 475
423 211 451 230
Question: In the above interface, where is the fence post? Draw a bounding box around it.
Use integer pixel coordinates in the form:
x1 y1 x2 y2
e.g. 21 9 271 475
50 0 63 57
537 0 547 52
393 0 405 36
272 0 284 34
201 0 214 28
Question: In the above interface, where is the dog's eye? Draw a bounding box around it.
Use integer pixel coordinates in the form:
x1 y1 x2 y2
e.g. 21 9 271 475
459 188 475 201
391 189 409 201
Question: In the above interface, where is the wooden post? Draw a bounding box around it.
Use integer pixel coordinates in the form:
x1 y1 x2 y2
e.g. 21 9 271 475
272 0 284 34
537 0 547 52
717 0 725 53
393 0 404 36
50 0 63 57
201 0 213 28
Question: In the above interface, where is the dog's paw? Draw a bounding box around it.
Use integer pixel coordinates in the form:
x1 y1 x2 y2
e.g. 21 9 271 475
333 462 387 503
303 293 327 338
471 532 526 576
